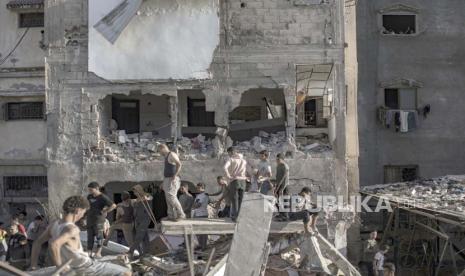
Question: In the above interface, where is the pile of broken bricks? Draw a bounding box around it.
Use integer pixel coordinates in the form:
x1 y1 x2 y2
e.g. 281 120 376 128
84 130 332 163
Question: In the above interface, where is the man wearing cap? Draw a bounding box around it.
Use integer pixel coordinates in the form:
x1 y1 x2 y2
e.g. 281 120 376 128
103 191 134 247
158 144 185 221
86 182 116 258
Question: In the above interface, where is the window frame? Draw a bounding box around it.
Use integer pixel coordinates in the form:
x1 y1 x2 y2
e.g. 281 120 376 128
4 101 45 121
381 13 417 36
383 88 418 110
18 12 44 28
378 4 420 37
384 165 419 183
3 175 48 198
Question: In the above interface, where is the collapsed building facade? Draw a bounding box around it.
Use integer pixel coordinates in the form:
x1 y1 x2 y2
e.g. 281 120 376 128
43 0 359 258
0 0 360 268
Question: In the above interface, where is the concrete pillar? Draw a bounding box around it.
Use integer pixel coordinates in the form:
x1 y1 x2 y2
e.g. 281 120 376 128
45 0 88 215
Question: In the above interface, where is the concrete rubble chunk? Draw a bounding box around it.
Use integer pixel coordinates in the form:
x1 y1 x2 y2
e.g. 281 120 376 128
225 193 275 276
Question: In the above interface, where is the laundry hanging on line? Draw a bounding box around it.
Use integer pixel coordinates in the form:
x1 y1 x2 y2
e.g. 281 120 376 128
378 107 418 132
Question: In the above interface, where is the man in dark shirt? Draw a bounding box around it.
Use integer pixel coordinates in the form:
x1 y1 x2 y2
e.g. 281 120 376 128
86 182 116 258
275 153 289 198
6 224 29 270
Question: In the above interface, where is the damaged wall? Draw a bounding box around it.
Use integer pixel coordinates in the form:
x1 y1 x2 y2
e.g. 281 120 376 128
88 0 220 80
84 156 337 196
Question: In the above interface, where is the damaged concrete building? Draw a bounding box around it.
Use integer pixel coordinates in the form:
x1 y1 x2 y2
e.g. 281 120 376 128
0 0 361 270
0 0 47 219
45 0 358 258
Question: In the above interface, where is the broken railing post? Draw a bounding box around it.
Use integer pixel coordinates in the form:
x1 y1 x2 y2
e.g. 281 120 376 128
184 228 195 276
203 247 216 276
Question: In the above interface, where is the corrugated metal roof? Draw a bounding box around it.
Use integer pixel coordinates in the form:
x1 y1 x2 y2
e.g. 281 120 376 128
6 0 44 9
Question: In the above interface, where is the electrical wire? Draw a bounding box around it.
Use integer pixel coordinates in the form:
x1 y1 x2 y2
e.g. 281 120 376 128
0 27 30 66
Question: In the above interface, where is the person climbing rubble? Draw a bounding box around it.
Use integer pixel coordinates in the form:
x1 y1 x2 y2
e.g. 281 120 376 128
211 176 232 218
192 183 210 250
288 187 319 234
86 182 116 259
178 183 194 218
224 147 248 221
103 191 134 248
29 196 131 275
128 184 153 260
158 144 186 221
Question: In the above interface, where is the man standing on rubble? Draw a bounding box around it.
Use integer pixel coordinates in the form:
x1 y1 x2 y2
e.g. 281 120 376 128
86 182 116 258
158 144 186 221
128 184 153 260
275 153 289 198
257 150 273 195
178 183 194 218
288 187 319 233
30 196 131 275
103 191 134 247
224 147 247 221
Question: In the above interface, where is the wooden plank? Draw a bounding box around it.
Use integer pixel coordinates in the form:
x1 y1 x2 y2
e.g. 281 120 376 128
161 218 306 235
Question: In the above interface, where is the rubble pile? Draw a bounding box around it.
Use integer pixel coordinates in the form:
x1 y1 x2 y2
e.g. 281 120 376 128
235 131 332 159
362 175 465 215
84 130 332 163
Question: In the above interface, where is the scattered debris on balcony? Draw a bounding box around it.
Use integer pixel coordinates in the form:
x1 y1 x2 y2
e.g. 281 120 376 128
362 175 465 215
84 130 332 163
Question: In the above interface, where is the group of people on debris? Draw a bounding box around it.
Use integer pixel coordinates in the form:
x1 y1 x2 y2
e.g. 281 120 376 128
0 143 318 275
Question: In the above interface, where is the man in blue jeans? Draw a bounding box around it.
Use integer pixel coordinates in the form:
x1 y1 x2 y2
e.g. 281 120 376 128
223 147 247 221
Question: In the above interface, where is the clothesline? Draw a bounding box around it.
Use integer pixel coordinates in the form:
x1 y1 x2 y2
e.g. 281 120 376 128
378 107 418 133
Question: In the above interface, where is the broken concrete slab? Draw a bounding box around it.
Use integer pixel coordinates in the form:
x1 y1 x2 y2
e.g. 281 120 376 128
161 218 309 235
224 193 275 276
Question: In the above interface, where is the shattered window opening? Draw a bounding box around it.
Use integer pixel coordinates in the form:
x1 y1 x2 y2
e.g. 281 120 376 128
5 102 44 120
3 176 48 198
19 12 44 28
384 165 418 183
382 14 416 35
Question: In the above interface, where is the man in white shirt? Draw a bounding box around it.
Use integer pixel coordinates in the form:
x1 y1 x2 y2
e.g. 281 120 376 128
257 150 273 195
192 183 210 249
373 245 390 276
224 147 247 221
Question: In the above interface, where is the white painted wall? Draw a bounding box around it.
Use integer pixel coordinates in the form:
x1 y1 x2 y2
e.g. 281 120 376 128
0 0 44 68
0 97 46 160
88 0 220 80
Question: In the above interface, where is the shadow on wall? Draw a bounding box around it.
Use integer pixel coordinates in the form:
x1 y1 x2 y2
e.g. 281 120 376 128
229 88 286 141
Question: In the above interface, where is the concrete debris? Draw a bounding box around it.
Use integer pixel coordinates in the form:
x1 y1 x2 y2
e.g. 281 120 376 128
225 193 276 276
362 175 465 214
85 130 331 163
